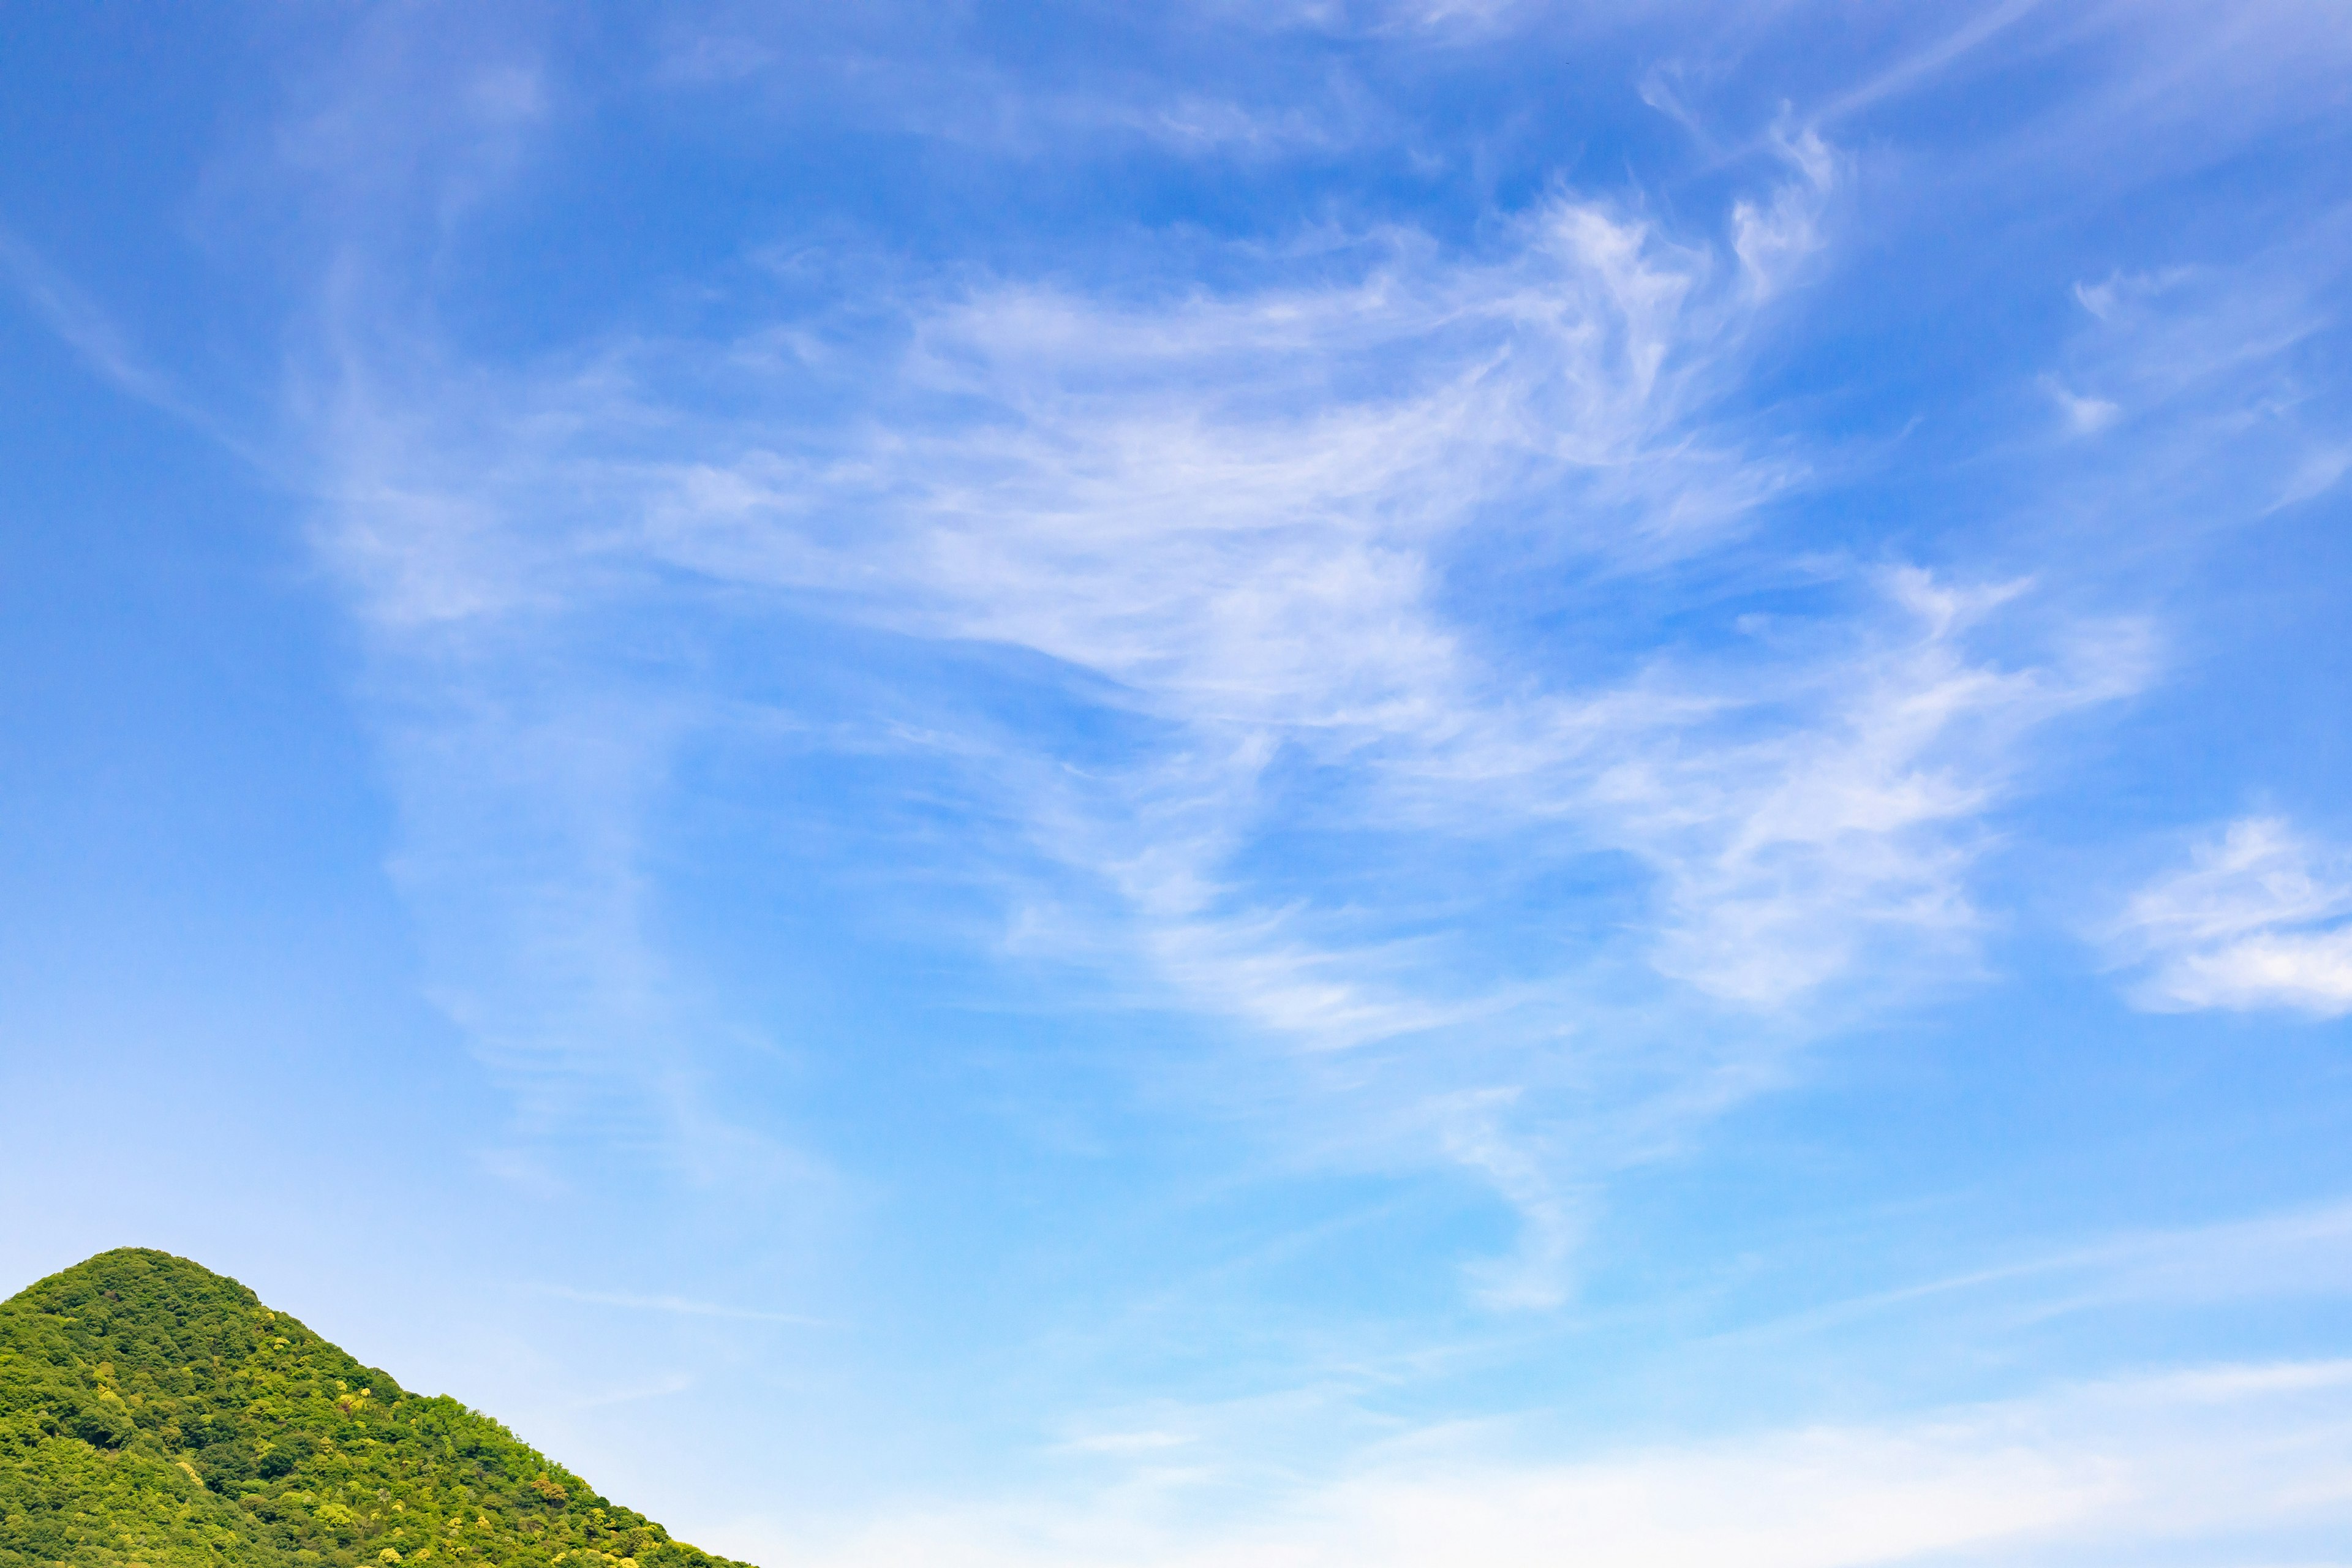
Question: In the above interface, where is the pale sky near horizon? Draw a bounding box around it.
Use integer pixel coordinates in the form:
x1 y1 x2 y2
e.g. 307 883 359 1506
5 4 2352 1564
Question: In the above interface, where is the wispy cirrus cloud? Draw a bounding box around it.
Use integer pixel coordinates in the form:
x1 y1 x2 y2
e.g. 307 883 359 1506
0 226 263 459
0 229 183 413
2112 816 2352 1016
292 139 2146 1310
10 0 2224 1314
1724 1194 2352 1354
1586 574 2146 1008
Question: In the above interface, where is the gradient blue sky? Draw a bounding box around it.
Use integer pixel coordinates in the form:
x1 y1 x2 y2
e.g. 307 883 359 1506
6 3 2352 1563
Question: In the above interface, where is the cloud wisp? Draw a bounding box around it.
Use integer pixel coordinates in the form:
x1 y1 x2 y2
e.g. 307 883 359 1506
292 127 2153 1304
2113 817 2352 1016
537 1284 833 1327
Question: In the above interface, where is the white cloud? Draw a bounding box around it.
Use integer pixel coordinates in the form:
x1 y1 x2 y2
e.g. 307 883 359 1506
2114 816 2352 1016
706 1359 2352 1568
2043 377 2120 435
606 198 2125 1027
581 198 2138 1322
1587 572 2144 1007
1731 129 1839 300
295 148 2147 1297
2069 270 2192 325
2143 926 2352 1016
2274 444 2351 511
320 186 1782 1016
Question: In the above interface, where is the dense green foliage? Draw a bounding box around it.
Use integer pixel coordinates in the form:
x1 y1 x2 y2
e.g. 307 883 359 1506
0 1250 754 1568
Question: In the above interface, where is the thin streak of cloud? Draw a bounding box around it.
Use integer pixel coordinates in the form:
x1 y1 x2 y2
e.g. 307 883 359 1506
0 229 173 404
0 226 258 460
565 1372 698 1411
1814 0 2049 126
1719 1197 2352 1350
537 1284 834 1326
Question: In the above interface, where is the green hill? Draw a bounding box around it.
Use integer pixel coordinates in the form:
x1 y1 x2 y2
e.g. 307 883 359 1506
0 1250 755 1568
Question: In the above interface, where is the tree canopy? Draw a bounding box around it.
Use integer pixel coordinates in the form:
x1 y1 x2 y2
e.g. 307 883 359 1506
0 1250 755 1568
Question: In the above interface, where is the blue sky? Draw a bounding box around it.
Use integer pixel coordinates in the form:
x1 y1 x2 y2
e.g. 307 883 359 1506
5 2 2352 1562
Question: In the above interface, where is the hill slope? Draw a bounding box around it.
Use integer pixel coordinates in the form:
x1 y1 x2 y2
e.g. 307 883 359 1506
0 1250 754 1568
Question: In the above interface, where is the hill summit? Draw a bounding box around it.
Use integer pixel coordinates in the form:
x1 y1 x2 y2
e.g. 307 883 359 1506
0 1249 755 1568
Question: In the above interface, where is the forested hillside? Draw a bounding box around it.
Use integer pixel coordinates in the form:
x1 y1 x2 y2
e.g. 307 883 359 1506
0 1250 753 1568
